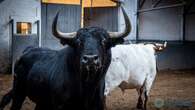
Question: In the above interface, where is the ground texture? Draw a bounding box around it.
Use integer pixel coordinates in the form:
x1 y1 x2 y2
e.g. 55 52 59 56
0 70 195 110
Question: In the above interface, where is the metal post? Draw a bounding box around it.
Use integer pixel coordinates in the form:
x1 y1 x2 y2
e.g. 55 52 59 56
182 6 186 42
10 19 14 75
36 20 41 47
80 0 83 28
185 0 195 14
139 0 146 9
136 0 140 42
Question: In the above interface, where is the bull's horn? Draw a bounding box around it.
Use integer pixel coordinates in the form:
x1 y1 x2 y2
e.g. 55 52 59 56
108 0 131 38
153 41 167 52
52 12 77 41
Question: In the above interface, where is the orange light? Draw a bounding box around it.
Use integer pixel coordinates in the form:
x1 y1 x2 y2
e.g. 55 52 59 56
42 0 116 7
17 22 32 35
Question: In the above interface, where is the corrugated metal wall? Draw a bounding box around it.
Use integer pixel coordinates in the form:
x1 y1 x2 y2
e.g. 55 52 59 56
135 0 195 70
41 3 81 50
186 2 195 41
84 7 118 31
138 0 183 41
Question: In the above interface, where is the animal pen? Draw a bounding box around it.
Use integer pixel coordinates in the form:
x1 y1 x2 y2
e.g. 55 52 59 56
0 0 195 110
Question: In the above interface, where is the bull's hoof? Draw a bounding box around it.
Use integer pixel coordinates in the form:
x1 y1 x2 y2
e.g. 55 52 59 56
136 108 144 110
136 104 143 109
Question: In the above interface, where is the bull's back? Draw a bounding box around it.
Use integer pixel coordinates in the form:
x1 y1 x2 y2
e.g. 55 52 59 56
111 44 156 71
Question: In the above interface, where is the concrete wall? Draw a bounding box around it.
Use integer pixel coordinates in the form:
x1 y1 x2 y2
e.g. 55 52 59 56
0 0 41 73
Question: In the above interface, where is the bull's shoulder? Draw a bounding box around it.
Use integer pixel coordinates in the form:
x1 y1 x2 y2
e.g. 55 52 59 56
27 47 76 94
14 47 57 74
27 47 75 79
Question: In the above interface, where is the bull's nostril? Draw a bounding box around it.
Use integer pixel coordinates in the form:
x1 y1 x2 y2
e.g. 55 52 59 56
83 56 88 61
94 55 99 60
82 55 99 64
82 56 88 64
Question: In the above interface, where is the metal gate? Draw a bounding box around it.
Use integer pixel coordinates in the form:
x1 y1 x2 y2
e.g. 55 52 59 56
84 7 118 31
10 16 40 74
41 3 81 50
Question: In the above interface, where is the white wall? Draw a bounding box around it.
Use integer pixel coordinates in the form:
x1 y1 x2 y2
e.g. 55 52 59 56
0 0 41 73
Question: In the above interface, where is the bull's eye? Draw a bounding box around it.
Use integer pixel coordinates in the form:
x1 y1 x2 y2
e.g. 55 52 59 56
75 39 81 46
83 56 88 61
94 56 98 60
101 39 106 46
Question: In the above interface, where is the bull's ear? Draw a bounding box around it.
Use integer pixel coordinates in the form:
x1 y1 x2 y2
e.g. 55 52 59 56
60 38 78 47
108 38 124 47
60 40 67 45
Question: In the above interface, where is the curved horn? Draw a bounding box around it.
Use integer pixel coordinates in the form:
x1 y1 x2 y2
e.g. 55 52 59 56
52 12 77 41
145 41 167 52
108 1 131 38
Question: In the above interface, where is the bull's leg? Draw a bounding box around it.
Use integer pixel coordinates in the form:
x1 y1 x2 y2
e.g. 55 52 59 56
10 91 25 110
35 105 41 110
136 88 144 110
10 78 26 110
143 91 148 110
0 90 13 110
10 97 25 110
104 96 107 110
35 104 48 110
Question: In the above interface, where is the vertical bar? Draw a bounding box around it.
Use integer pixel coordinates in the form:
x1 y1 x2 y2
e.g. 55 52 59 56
182 6 186 42
139 0 146 9
80 0 83 28
37 20 41 47
10 19 14 75
136 0 140 42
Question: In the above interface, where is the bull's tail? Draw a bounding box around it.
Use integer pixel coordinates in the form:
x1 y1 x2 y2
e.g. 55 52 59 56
0 89 13 110
152 42 167 52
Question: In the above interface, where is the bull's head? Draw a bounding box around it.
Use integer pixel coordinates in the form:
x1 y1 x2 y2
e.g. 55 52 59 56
52 3 131 83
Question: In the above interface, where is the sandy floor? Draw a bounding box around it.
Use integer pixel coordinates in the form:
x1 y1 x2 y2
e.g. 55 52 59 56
0 70 195 110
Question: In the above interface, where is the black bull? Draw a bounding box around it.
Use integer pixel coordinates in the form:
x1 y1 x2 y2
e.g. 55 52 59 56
0 3 131 110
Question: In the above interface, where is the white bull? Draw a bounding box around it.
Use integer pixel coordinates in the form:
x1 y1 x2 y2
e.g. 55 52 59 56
105 42 167 110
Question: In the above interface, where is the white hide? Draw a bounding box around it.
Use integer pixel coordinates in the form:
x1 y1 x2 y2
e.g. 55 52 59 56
105 44 157 96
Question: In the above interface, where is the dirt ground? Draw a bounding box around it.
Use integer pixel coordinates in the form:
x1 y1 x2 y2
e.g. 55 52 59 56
0 70 195 110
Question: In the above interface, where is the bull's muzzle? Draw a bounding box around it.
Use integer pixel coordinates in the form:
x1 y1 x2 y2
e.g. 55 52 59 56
81 54 101 72
81 55 100 66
